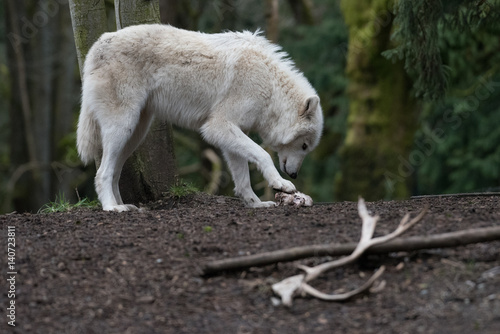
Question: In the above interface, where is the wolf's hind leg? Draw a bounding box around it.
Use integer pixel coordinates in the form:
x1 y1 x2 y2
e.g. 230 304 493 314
96 136 129 212
96 109 149 212
223 151 276 208
111 108 155 209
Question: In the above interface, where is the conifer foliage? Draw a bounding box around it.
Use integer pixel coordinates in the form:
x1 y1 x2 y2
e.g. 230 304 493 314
384 0 500 100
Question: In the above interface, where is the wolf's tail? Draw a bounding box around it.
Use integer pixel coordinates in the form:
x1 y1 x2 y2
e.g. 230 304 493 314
76 100 100 166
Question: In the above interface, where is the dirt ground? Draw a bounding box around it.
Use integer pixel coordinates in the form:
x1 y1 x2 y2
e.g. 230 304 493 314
1 193 499 334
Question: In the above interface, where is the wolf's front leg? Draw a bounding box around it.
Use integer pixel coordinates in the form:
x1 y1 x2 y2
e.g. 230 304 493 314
201 120 296 203
262 166 296 193
224 151 276 208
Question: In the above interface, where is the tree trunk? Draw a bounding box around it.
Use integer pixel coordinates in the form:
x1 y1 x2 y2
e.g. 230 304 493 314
265 0 279 43
68 0 108 79
5 0 82 212
336 0 418 201
5 0 38 212
287 0 314 25
261 0 279 202
52 4 79 201
31 2 56 210
115 0 161 29
159 0 178 26
68 0 109 188
115 0 176 205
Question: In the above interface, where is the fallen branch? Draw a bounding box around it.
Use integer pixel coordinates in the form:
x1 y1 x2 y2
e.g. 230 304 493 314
202 225 500 275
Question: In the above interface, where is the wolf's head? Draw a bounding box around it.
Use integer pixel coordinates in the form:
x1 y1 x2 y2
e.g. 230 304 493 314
271 95 323 179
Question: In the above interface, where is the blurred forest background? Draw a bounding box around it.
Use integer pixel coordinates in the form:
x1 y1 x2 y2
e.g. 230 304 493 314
1 0 500 213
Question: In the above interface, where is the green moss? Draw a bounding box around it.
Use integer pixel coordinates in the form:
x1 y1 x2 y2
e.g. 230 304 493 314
337 0 416 200
169 181 199 198
38 193 100 213
132 154 146 177
69 0 108 76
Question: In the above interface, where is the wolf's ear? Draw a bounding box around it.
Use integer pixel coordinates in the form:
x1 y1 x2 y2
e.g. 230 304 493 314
299 95 319 119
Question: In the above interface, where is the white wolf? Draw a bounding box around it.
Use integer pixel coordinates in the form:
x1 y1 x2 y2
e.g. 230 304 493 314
77 24 323 211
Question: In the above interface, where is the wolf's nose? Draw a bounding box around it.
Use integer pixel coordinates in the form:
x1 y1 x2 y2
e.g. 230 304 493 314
289 172 297 179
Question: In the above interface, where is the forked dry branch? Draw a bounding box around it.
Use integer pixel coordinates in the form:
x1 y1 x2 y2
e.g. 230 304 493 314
272 198 428 306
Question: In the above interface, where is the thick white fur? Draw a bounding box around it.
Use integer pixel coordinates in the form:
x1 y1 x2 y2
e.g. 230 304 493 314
76 24 323 211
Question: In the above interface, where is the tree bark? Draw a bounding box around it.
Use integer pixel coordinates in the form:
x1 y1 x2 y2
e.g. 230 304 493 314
115 0 161 29
115 0 176 205
68 0 108 79
260 0 279 202
336 0 418 201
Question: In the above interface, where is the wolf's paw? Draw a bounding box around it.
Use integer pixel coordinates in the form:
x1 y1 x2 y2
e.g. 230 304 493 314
243 197 277 208
269 178 296 194
103 204 140 212
248 200 277 208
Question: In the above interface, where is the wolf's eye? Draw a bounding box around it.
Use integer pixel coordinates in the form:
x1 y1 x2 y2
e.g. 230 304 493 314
302 143 308 150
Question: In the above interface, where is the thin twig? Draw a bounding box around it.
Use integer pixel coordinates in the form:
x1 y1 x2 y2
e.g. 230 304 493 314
411 192 500 199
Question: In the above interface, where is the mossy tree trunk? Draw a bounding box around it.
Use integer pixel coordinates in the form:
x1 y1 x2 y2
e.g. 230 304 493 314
69 0 176 205
337 0 418 201
68 0 108 79
115 0 176 205
69 0 108 174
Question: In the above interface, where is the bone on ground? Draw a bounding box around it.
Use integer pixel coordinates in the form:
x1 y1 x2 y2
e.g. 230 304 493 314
275 192 313 207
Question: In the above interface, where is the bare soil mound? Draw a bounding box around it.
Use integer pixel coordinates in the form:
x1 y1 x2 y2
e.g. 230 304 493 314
1 194 499 333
